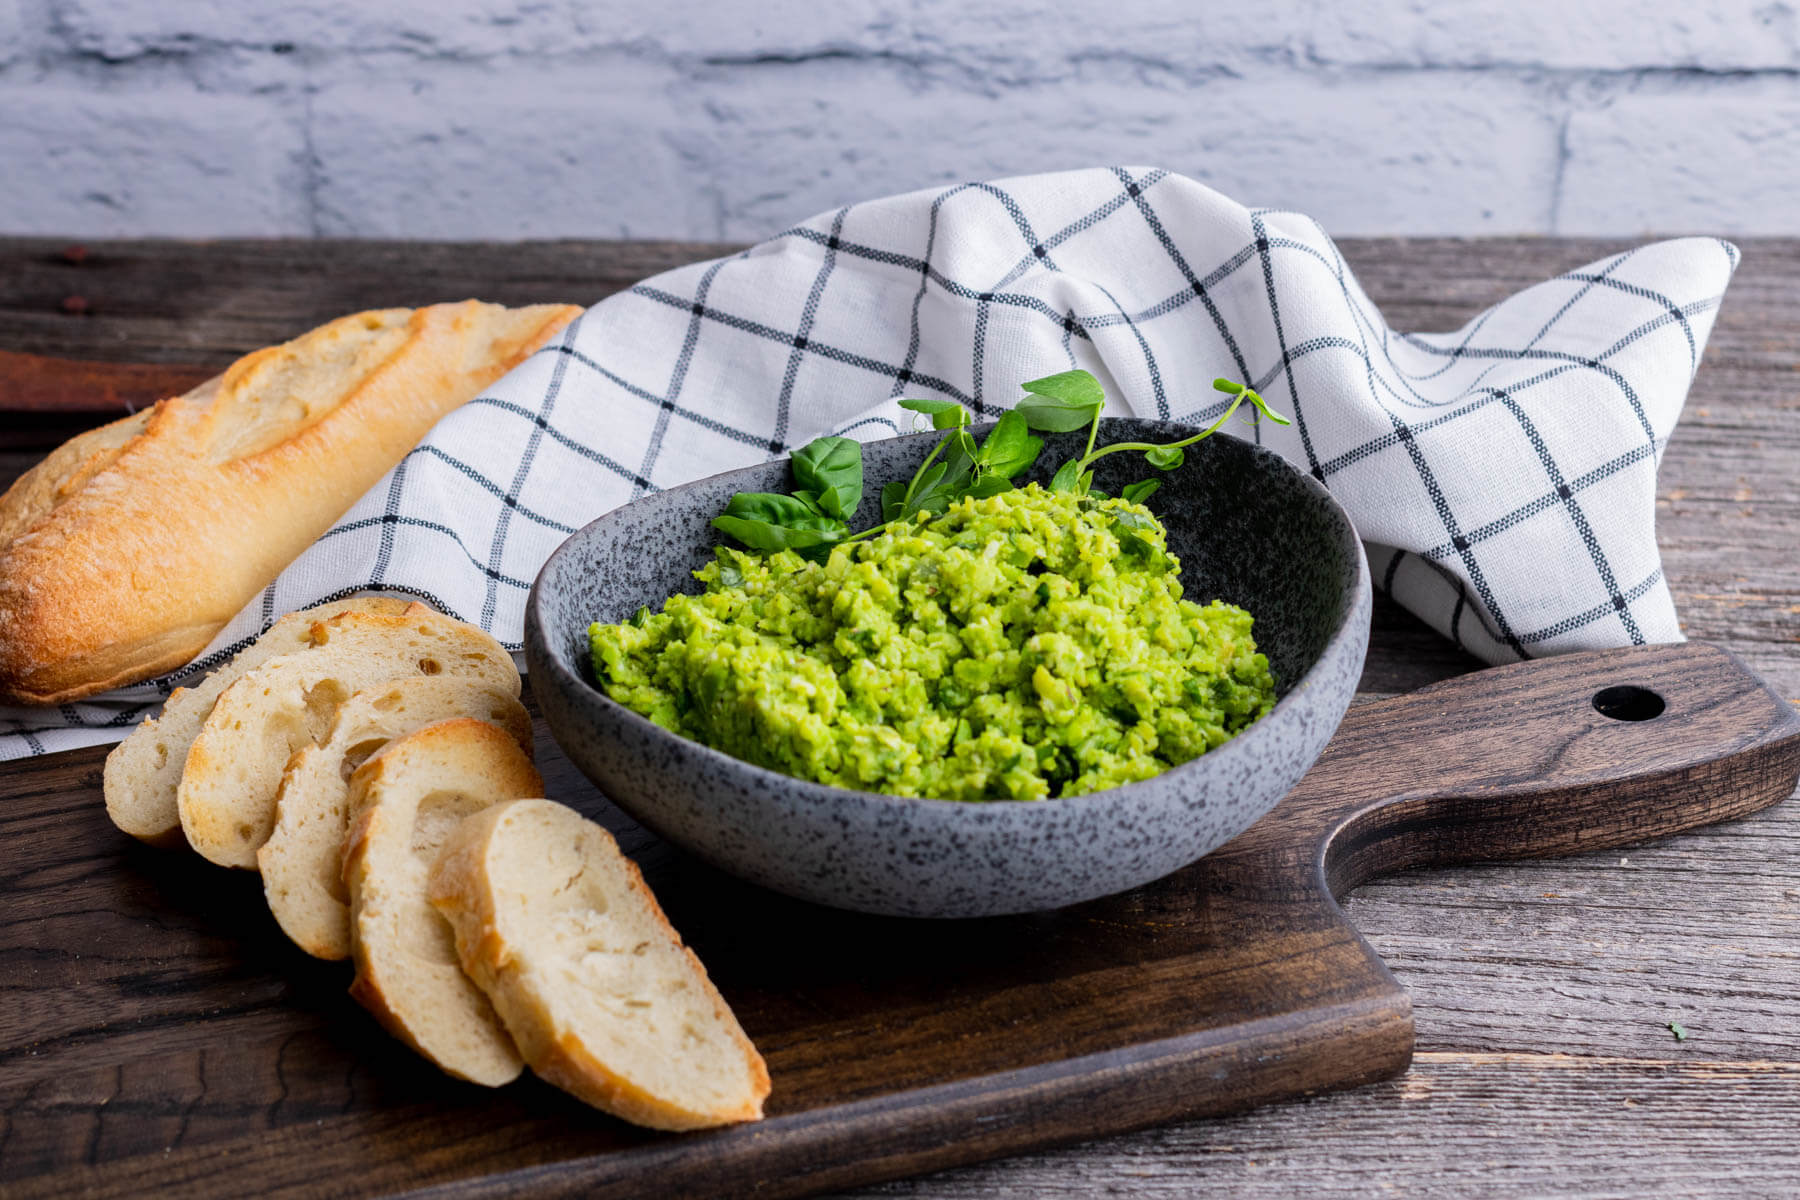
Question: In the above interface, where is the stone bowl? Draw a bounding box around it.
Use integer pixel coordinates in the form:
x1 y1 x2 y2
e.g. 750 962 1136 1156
525 419 1370 918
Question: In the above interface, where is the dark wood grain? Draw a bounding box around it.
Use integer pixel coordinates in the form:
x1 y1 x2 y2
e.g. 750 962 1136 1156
2 235 1797 1198
843 1051 1800 1198
0 643 1794 1198
0 238 722 364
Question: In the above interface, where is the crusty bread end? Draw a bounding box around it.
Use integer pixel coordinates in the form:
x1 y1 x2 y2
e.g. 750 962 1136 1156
0 300 580 705
429 798 770 1130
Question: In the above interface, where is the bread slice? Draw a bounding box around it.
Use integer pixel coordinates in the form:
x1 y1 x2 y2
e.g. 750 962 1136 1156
104 595 414 847
259 676 531 960
0 299 581 705
178 607 519 868
429 798 770 1130
343 718 542 1086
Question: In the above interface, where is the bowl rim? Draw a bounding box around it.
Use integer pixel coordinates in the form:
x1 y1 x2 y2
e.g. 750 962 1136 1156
525 423 1371 816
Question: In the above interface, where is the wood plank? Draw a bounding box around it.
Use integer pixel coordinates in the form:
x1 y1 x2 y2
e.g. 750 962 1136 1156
1 235 1796 1196
0 238 725 364
832 797 1800 1198
0 235 1673 368
2 643 1794 1198
826 1051 1800 1199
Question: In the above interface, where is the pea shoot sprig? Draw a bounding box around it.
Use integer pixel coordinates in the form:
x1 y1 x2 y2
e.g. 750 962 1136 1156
709 369 1289 557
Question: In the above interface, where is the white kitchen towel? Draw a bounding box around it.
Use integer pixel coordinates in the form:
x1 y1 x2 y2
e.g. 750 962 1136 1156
3 166 1735 760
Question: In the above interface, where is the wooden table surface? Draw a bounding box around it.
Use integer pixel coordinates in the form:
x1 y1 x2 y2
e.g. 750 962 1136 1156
3 235 1797 1197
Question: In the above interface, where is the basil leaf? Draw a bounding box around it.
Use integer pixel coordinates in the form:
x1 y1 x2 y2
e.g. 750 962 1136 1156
1111 509 1157 533
1022 368 1104 408
929 435 977 499
1145 445 1184 470
907 429 989 517
713 492 849 552
1120 479 1161 504
1017 393 1102 433
712 513 848 552
791 435 863 520
1049 459 1083 493
720 492 819 524
903 462 950 517
791 489 825 514
881 480 909 523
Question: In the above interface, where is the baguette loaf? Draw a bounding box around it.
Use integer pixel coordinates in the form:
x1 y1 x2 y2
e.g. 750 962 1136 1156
343 719 541 1086
429 798 770 1130
178 606 519 868
259 675 531 960
104 595 412 847
0 299 581 705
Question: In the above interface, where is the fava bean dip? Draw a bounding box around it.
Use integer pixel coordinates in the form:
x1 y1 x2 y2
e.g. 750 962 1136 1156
589 484 1275 801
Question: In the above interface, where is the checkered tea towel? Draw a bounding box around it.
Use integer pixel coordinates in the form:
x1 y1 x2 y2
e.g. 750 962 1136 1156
2 166 1736 760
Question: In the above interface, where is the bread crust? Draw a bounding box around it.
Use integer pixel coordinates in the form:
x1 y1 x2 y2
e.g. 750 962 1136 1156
429 799 771 1130
0 300 581 705
342 718 541 1087
103 595 414 847
258 675 531 960
176 606 520 869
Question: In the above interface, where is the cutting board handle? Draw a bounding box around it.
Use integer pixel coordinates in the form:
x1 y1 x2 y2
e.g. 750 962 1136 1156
1227 642 1800 897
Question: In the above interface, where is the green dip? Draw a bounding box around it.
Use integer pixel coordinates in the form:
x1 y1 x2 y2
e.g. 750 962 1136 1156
588 484 1276 802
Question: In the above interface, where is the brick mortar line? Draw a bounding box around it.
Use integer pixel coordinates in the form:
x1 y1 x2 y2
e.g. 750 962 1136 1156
5 38 1800 86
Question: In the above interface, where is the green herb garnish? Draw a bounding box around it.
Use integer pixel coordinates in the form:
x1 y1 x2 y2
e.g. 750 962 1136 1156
790 435 863 520
1014 368 1105 432
708 371 1288 553
1668 1021 1689 1042
1040 377 1290 498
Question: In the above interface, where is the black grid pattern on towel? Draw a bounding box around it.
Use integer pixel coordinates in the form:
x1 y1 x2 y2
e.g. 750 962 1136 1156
1 168 1736 759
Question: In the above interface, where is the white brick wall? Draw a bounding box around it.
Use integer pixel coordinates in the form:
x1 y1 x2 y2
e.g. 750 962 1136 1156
2 1 1796 239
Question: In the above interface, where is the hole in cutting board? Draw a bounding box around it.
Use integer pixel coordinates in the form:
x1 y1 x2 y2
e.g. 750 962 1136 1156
1592 684 1665 722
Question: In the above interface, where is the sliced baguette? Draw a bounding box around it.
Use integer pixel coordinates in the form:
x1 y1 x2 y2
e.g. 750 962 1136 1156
259 676 531 960
429 798 770 1130
178 607 518 868
0 299 581 705
104 595 413 847
343 718 541 1086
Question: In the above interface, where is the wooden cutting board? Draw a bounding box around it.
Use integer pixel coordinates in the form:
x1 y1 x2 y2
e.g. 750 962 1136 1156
3 642 1796 1198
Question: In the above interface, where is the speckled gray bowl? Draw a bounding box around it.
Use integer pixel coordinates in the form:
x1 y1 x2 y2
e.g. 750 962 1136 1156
525 419 1370 918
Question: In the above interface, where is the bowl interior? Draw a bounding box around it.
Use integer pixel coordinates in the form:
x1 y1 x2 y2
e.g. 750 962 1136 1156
536 419 1359 708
